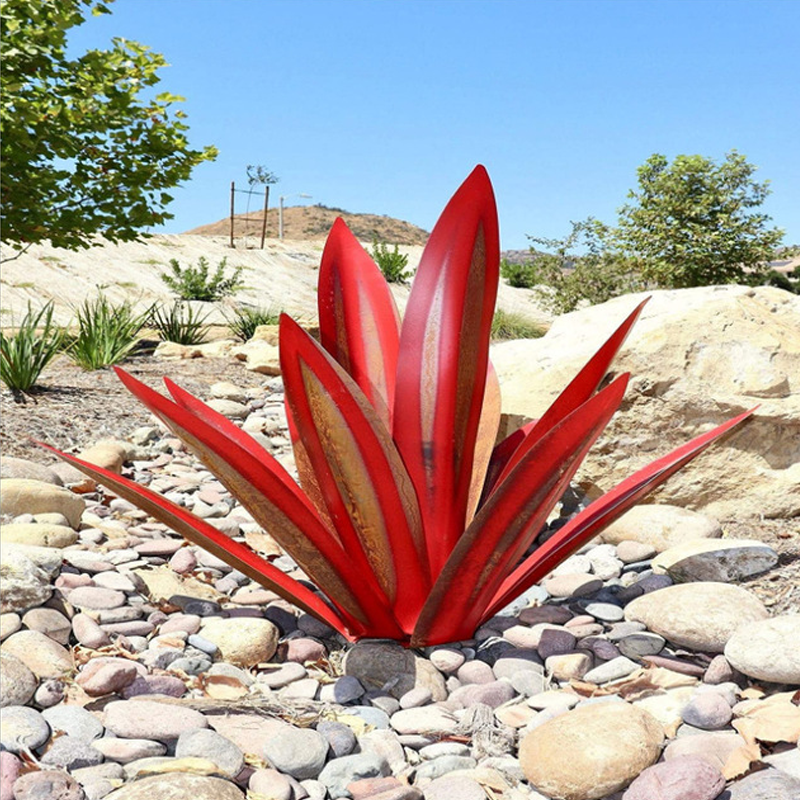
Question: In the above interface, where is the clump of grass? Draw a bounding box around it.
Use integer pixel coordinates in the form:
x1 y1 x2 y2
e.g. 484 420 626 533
225 304 283 342
0 302 65 393
67 294 153 370
490 308 546 341
149 301 211 345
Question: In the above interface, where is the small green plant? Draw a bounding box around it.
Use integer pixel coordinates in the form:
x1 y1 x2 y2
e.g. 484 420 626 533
67 295 153 370
0 302 64 393
225 304 283 342
161 256 244 301
370 239 412 283
149 301 211 345
500 258 538 289
490 308 545 341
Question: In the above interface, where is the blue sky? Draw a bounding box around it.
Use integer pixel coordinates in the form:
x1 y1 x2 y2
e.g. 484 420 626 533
68 0 799 249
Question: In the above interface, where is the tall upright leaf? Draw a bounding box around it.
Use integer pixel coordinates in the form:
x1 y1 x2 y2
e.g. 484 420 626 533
393 165 500 573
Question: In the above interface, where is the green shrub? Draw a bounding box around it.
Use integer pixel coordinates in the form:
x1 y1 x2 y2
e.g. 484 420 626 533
490 308 546 341
500 258 539 289
161 256 244 301
149 301 211 344
371 239 412 284
528 219 645 315
0 302 64 393
67 295 153 370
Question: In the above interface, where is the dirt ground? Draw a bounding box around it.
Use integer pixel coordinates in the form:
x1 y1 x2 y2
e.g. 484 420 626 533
2 349 797 616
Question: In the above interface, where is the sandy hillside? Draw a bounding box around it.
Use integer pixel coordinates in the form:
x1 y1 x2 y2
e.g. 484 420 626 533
0 234 552 328
187 204 430 246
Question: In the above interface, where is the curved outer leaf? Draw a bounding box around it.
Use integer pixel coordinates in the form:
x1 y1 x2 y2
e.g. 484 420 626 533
39 444 357 639
486 298 649 496
393 165 500 575
318 217 401 428
280 314 430 633
412 374 630 646
484 406 756 619
113 368 401 637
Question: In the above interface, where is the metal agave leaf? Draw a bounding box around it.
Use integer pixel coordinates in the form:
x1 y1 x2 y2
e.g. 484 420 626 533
50 166 755 647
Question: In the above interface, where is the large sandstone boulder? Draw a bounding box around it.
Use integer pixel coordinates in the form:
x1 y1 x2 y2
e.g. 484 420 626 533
492 285 800 521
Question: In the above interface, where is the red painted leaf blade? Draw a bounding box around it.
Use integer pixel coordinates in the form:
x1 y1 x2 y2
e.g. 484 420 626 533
280 314 430 633
412 375 629 646
113 368 399 636
318 217 401 428
489 298 649 493
39 444 357 639
393 165 500 575
484 407 756 619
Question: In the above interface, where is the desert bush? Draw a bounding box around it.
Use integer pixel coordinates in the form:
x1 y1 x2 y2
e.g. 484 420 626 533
527 219 645 314
371 239 412 283
0 302 64 392
225 304 283 342
67 295 152 370
149 301 211 345
490 308 545 341
500 258 538 289
161 256 244 301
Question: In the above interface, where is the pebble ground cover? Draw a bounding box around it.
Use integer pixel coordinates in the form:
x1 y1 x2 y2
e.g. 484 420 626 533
1 374 798 800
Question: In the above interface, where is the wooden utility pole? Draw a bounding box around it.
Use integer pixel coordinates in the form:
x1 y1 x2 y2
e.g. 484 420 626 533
229 181 236 248
260 186 270 249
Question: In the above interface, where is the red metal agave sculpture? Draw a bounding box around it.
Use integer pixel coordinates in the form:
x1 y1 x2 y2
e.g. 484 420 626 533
49 167 753 647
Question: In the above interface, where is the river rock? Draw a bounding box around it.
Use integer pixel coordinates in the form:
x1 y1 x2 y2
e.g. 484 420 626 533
22 607 71 644
318 753 390 799
11 770 84 800
0 545 55 613
491 286 800 520
599 505 722 552
41 704 104 741
102 773 245 799
519 702 664 800
721 767 800 799
0 705 50 753
652 538 779 582
1 456 63 485
624 582 768 652
175 728 244 777
724 614 800 684
1 629 74 678
0 523 77 548
0 652 37 707
621 755 725 800
0 479 85 528
343 640 418 699
103 699 207 741
263 727 329 780
199 617 278 666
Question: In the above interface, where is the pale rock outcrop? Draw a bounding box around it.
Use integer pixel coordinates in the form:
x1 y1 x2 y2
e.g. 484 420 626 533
492 285 800 521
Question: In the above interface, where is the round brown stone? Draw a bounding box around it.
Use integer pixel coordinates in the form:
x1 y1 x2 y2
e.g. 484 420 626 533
519 702 664 800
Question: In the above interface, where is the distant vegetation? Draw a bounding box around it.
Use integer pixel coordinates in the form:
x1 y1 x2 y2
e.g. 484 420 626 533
509 151 786 312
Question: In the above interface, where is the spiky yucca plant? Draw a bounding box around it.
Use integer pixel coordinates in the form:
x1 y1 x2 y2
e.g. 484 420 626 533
49 168 752 646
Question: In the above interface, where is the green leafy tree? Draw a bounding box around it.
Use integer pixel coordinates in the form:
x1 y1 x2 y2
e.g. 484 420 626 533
526 218 643 314
0 0 217 257
615 151 784 288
